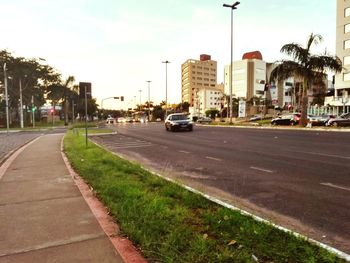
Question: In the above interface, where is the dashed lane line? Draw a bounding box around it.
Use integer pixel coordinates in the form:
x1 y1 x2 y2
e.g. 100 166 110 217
205 156 222 162
250 166 273 173
178 150 190 154
320 183 350 192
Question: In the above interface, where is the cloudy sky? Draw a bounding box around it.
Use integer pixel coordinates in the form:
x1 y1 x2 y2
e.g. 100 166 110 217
0 0 335 109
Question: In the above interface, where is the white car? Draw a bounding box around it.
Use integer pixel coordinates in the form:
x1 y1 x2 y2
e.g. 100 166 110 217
165 113 193 132
106 117 115 124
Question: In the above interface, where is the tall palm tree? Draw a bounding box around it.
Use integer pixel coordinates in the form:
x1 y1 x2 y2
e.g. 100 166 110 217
270 33 342 126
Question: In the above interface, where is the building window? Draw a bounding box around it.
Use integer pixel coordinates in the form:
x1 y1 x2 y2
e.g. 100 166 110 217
344 40 350 49
343 72 350 81
345 24 350 33
345 7 350 17
344 56 350 65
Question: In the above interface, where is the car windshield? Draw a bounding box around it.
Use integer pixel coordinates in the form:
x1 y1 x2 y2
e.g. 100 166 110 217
171 115 187 121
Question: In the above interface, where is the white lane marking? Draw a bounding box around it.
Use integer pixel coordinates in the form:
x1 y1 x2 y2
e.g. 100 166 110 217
320 183 350 192
250 166 273 173
304 152 350 160
114 144 152 149
178 150 190 154
205 156 222 161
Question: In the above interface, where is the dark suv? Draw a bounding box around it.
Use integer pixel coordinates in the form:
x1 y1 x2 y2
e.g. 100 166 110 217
165 113 193 132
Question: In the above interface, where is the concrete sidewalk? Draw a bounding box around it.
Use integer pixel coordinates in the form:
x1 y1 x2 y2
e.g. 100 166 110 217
0 134 124 263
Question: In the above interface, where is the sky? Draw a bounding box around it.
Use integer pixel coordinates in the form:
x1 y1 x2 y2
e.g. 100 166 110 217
0 0 336 110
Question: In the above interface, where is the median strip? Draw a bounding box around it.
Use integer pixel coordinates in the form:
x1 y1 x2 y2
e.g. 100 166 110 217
63 131 347 262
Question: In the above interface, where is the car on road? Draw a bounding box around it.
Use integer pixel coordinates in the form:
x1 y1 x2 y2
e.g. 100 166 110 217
165 113 193 132
106 117 115 124
197 117 212 124
326 112 350 127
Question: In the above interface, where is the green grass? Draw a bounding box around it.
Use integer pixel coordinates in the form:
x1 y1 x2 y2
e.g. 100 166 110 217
64 131 346 263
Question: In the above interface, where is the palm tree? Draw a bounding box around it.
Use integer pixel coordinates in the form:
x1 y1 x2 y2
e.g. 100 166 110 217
270 33 342 126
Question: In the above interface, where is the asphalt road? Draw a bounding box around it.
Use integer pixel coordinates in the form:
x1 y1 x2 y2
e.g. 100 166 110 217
90 122 350 254
0 128 67 164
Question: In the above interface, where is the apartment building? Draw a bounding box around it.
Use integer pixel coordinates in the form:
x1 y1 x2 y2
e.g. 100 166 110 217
326 0 350 113
193 84 224 116
181 54 217 107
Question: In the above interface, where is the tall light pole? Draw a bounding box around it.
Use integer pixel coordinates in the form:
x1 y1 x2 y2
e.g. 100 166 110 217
162 60 170 119
19 78 24 128
223 1 240 124
146 80 151 122
3 63 9 134
138 89 142 111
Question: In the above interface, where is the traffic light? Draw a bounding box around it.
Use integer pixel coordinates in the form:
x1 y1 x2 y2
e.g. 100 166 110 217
120 96 124 101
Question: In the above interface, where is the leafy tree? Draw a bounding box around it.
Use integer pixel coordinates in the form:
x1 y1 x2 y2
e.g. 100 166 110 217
205 109 219 118
270 33 342 126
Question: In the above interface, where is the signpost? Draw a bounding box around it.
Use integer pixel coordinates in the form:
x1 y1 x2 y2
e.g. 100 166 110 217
79 82 92 147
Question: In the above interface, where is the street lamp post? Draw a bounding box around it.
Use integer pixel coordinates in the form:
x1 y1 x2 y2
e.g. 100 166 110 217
223 1 240 124
146 80 151 122
3 63 9 134
162 60 170 119
138 90 142 111
19 78 24 129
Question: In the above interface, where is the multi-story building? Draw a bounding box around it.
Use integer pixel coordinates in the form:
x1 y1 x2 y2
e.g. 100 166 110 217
181 54 217 107
325 0 350 114
193 84 224 116
224 51 266 102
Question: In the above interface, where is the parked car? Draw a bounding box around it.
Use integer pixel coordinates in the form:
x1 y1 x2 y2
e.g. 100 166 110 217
165 113 193 132
271 113 300 126
249 115 263 121
197 117 212 124
326 113 350 127
308 114 336 126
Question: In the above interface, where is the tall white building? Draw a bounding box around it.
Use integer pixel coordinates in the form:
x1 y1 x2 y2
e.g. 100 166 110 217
224 51 266 101
326 0 350 113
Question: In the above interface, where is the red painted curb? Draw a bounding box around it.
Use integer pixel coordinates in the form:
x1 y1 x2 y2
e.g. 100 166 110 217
61 139 147 263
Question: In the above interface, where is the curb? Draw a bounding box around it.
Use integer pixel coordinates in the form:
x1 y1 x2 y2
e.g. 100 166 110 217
60 136 148 263
89 136 350 262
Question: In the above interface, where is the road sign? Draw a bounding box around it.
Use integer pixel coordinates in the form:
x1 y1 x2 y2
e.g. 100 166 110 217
79 82 92 99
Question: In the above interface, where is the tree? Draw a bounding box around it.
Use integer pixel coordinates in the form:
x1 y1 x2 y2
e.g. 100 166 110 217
205 109 219 119
270 33 342 126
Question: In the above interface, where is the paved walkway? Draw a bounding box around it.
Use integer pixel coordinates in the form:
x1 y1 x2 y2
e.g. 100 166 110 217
0 134 124 263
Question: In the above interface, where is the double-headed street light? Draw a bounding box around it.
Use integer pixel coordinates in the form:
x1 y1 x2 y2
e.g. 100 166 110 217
162 60 170 119
223 1 240 124
146 80 151 122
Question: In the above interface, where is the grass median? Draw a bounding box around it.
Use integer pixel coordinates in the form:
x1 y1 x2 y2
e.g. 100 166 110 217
63 130 345 263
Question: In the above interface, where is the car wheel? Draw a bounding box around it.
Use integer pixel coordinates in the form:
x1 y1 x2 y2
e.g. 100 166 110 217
271 122 276 126
290 121 295 126
332 122 338 127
